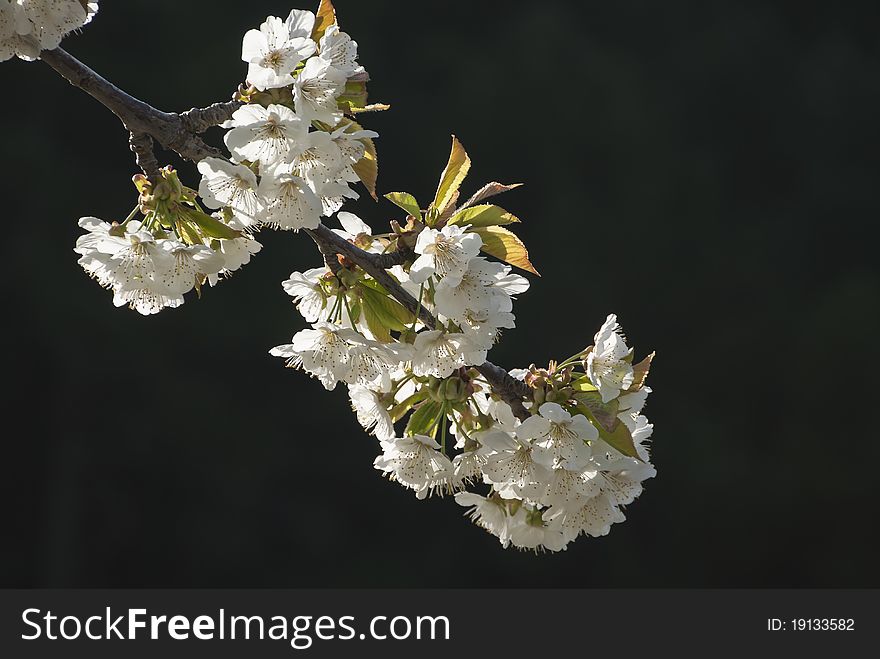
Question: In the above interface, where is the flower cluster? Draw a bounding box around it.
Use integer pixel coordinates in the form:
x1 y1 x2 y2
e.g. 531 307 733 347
71 2 376 315
267 127 656 551
75 168 261 314
0 0 98 61
452 316 657 552
362 310 654 552
197 7 377 234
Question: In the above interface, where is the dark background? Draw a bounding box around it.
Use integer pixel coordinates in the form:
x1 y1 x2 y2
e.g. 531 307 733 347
1 0 878 587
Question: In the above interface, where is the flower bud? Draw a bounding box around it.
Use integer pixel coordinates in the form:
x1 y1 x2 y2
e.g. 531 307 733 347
440 377 468 403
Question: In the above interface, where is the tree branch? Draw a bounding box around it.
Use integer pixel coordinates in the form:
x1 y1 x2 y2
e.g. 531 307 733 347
128 132 159 179
41 48 230 168
40 45 533 419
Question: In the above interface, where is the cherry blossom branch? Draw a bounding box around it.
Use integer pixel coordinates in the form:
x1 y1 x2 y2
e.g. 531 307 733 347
40 45 532 419
40 48 232 168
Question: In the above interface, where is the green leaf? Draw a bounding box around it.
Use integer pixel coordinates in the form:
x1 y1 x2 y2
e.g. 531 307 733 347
573 397 640 460
448 204 520 228
431 135 471 217
405 400 442 437
390 390 429 423
385 192 421 218
574 391 619 432
361 305 391 342
182 208 241 240
571 376 598 393
473 226 539 275
358 284 413 342
174 219 202 246
312 0 336 40
337 79 369 113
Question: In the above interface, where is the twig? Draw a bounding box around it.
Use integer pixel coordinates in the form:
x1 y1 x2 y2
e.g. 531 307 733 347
128 132 159 179
41 48 227 167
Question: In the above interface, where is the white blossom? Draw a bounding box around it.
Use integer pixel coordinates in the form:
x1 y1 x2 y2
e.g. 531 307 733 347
281 266 335 323
224 103 307 167
590 440 657 507
455 492 511 547
540 463 601 510
434 256 527 348
241 15 315 91
479 429 551 502
76 219 180 315
286 130 345 195
257 164 321 231
544 493 626 541
374 435 453 500
197 158 264 229
75 217 232 314
270 322 398 390
156 241 224 297
206 216 263 286
292 55 347 124
270 322 354 390
516 402 596 471
586 314 635 403
284 8 315 40
507 505 568 553
3 0 97 59
410 330 487 379
318 23 363 77
410 224 482 286
334 211 371 241
451 449 486 489
329 121 377 170
348 384 395 442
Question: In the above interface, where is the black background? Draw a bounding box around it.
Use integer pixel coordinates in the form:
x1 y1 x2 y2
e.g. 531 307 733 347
1 0 878 587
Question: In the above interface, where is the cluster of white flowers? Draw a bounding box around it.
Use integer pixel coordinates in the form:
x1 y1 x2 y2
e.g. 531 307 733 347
359 311 655 552
197 8 374 233
451 317 657 552
74 168 262 315
0 0 97 61
75 212 261 315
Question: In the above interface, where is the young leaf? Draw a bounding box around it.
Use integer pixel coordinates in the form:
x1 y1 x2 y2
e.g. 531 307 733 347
174 219 202 246
390 390 430 423
473 226 539 275
359 285 413 338
571 375 598 393
361 305 391 343
385 192 421 218
460 182 523 209
338 79 371 113
573 400 640 460
627 352 655 392
182 208 241 240
574 391 619 433
405 400 443 437
350 121 378 201
312 0 336 41
448 204 520 228
432 136 471 216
